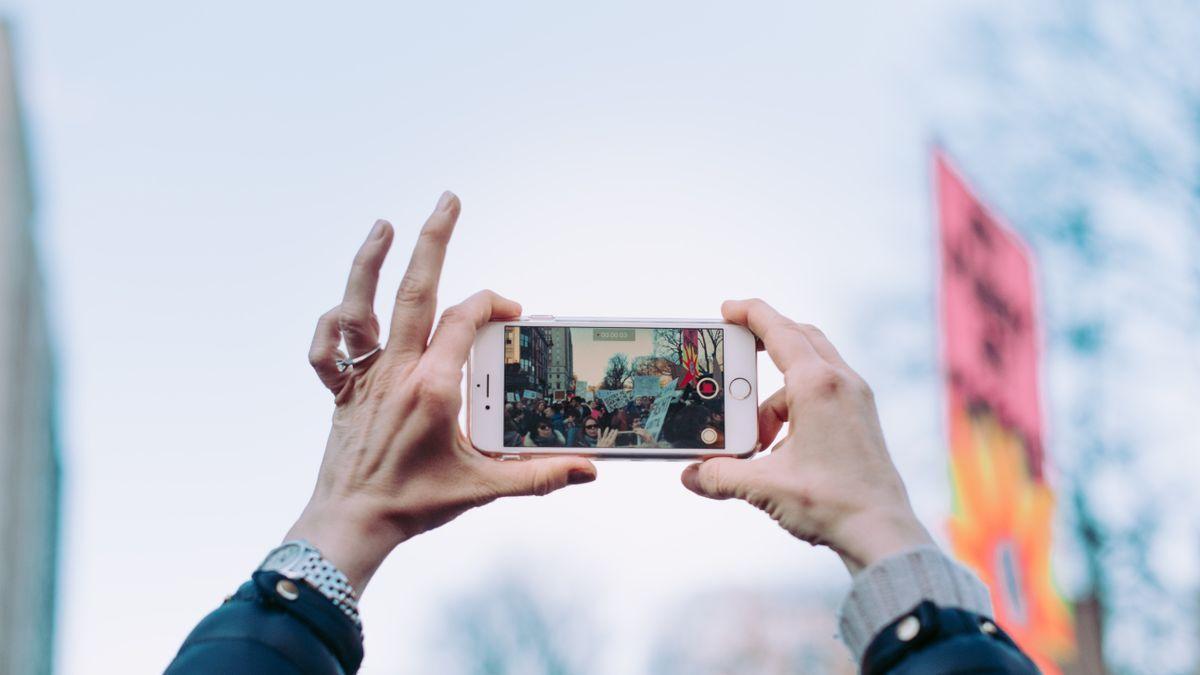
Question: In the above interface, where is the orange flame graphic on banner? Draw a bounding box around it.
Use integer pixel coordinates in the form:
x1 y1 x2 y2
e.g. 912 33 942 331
947 400 1075 674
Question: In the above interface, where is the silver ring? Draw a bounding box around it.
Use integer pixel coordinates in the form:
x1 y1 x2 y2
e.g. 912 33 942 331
336 344 382 373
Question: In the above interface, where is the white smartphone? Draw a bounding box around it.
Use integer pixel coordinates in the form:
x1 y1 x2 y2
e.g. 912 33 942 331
468 317 759 460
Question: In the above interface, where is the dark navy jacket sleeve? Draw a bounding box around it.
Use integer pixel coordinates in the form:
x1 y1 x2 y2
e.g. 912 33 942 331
166 575 1035 673
165 571 363 674
860 600 1041 674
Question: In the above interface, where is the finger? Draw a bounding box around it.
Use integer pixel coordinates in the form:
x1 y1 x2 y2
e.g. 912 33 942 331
680 457 760 501
424 289 522 372
721 299 822 372
757 387 789 450
387 191 461 360
795 324 849 368
488 457 598 498
339 219 393 356
308 307 346 392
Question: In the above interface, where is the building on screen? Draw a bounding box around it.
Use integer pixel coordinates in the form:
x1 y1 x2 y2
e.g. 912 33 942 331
0 20 60 675
504 326 552 397
544 327 573 397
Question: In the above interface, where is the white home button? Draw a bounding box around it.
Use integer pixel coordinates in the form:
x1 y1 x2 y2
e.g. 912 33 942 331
729 378 751 400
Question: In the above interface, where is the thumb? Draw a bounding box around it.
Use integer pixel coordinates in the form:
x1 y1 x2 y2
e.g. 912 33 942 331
681 458 759 501
491 457 598 498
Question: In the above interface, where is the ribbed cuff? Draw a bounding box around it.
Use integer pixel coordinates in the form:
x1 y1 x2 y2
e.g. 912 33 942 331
837 545 993 662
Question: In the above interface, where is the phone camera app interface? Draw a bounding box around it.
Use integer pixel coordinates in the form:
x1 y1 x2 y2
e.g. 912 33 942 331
503 326 725 449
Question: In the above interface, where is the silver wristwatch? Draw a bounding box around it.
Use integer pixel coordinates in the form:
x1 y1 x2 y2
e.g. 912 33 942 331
259 540 361 630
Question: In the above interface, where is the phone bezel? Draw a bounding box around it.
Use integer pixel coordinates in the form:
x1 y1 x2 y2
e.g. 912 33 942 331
467 317 759 460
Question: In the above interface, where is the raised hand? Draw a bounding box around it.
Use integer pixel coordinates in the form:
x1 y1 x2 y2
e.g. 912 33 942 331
596 428 619 448
290 193 597 592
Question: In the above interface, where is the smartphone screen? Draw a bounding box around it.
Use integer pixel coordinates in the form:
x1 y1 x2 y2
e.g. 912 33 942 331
502 326 726 449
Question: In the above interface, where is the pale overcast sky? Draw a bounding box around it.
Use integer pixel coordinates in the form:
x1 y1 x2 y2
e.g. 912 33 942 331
2 0 1196 673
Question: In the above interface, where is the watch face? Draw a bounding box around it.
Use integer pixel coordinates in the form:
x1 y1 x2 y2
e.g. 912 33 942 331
261 543 302 571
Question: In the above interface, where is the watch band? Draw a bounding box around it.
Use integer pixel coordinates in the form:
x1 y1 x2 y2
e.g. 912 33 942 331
259 540 362 630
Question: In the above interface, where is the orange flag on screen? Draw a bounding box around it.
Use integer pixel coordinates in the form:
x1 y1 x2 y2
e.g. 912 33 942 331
679 328 700 388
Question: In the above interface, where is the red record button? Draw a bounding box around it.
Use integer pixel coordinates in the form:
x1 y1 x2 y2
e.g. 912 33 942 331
696 377 720 400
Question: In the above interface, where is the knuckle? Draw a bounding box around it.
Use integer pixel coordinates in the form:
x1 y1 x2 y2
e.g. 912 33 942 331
853 375 875 401
476 288 503 308
438 304 468 326
794 480 818 510
413 371 458 407
816 367 849 396
307 349 326 369
701 462 726 496
527 465 557 497
419 222 452 244
766 319 803 342
433 310 467 338
797 323 826 339
788 364 847 397
350 255 373 275
395 274 433 305
337 309 370 334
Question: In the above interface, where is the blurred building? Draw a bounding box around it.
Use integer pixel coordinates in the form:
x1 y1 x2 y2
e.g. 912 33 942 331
1062 594 1106 675
0 21 60 675
544 327 573 396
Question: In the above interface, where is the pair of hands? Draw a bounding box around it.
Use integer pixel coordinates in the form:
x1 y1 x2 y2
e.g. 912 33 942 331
287 192 932 592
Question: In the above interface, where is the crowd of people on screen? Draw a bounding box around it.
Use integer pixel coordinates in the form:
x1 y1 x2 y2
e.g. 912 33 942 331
503 385 723 449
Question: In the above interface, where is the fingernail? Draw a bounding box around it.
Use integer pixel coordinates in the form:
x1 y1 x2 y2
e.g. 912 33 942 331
436 190 457 212
370 219 388 239
567 469 596 485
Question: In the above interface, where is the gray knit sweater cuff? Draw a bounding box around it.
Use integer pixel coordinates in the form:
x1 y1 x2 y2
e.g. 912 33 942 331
837 545 994 661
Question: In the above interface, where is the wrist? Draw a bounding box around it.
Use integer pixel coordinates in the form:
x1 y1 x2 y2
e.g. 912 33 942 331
830 506 934 576
286 497 407 593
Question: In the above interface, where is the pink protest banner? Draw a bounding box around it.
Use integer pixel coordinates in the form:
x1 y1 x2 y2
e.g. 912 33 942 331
936 151 1045 477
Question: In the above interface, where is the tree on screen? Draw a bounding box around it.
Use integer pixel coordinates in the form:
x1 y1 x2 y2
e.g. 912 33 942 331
698 329 723 377
652 329 682 364
600 353 632 390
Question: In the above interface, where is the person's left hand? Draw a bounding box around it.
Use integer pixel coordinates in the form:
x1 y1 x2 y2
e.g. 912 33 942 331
287 192 597 593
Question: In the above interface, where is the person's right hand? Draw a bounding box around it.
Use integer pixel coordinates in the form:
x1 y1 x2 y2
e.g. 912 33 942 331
681 299 933 575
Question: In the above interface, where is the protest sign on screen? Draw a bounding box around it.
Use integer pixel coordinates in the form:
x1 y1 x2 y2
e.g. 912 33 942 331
632 376 662 398
642 378 680 441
